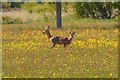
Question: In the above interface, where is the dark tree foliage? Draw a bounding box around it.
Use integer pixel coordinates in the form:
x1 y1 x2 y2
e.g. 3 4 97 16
1 2 119 19
10 2 21 8
75 2 119 19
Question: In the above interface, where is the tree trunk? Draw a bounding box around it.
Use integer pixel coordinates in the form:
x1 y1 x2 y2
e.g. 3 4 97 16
101 7 107 19
56 2 62 28
108 10 112 19
92 11 96 18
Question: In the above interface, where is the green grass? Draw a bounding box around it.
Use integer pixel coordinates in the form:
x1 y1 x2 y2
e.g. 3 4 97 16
2 20 118 32
2 22 118 78
1 10 118 25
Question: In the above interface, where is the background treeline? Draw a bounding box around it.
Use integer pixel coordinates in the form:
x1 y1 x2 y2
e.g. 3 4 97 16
1 2 120 24
1 2 119 19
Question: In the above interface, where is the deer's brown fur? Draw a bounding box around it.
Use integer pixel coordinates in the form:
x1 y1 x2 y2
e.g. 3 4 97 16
43 26 75 48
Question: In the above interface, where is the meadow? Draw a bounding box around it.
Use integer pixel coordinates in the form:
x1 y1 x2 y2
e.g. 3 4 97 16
2 20 119 78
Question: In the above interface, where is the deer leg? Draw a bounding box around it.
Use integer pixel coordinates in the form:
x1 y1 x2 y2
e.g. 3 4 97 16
50 43 56 48
70 45 72 48
63 44 66 48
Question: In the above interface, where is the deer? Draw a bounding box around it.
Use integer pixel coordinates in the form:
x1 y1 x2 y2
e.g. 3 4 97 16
42 26 75 48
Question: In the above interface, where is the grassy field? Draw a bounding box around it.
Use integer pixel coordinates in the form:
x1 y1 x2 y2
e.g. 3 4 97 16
2 20 119 78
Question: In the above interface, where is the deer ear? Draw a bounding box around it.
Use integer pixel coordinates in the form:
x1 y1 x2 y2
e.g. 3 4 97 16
45 26 50 29
68 28 71 33
48 26 50 29
72 32 75 35
45 26 47 29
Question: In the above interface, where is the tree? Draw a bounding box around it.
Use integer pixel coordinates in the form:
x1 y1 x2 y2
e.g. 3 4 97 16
10 2 21 8
1 2 11 11
56 2 62 28
74 2 119 19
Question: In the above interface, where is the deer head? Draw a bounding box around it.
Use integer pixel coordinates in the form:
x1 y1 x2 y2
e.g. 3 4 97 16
42 26 50 34
68 31 75 44
43 26 52 39
69 32 75 37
